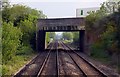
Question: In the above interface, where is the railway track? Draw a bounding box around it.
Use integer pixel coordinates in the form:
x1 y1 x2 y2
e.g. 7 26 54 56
14 40 118 77
60 41 108 77
57 41 85 76
37 41 58 76
14 42 55 77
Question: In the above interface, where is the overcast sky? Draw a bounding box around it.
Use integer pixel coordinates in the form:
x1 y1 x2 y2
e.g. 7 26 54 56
10 0 107 18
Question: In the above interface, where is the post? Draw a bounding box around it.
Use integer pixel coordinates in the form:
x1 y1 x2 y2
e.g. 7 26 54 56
36 30 46 52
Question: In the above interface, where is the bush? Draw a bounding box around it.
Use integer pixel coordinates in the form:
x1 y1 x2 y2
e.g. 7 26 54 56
90 23 116 62
90 42 110 61
2 65 9 75
16 45 33 55
2 22 22 64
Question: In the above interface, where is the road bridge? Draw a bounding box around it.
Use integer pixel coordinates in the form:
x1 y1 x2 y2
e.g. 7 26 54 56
36 17 85 52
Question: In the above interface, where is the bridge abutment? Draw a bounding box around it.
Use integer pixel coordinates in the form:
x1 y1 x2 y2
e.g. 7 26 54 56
36 30 46 52
79 30 85 52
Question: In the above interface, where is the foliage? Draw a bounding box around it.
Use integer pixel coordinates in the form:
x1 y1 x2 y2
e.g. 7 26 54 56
2 0 10 8
18 20 35 45
90 23 116 57
46 32 50 43
90 42 106 58
86 1 120 33
2 53 36 75
85 4 108 32
90 22 116 59
2 3 47 75
16 45 33 55
114 10 120 52
72 32 79 43
0 27 2 76
62 32 73 41
101 23 116 52
2 4 46 49
2 22 22 64
90 42 110 62
86 1 120 68
102 1 120 13
63 40 72 43
0 25 2 52
49 32 55 39
45 32 56 43
2 4 46 24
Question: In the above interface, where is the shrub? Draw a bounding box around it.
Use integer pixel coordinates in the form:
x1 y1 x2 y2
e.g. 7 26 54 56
16 45 33 55
2 22 22 64
90 42 110 61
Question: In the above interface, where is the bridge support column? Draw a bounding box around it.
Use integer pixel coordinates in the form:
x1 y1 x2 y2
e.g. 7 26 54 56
36 30 46 52
79 30 85 52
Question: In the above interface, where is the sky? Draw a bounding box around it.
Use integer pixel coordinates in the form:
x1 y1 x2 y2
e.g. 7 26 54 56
10 0 107 18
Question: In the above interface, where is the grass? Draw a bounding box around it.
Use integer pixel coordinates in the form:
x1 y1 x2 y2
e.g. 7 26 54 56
2 52 37 76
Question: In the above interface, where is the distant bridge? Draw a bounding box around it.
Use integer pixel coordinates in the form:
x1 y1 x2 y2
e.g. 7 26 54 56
36 17 85 52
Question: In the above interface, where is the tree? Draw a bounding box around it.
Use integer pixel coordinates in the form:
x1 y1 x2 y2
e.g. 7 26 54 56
18 19 35 45
114 8 120 52
46 32 55 44
2 4 47 64
62 32 73 41
2 4 46 25
46 32 50 43
2 0 10 8
2 22 22 64
2 4 46 49
104 1 120 13
86 1 120 56
72 32 79 43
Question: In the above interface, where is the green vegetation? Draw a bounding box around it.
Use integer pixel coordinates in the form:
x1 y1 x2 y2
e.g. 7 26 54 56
62 32 79 48
90 42 111 62
72 32 79 45
49 32 56 39
2 53 36 75
1 1 46 75
46 32 50 44
2 22 22 64
62 32 73 42
85 1 120 72
46 32 55 44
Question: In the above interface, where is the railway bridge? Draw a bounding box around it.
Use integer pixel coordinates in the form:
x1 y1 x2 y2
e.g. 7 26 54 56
36 17 86 52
